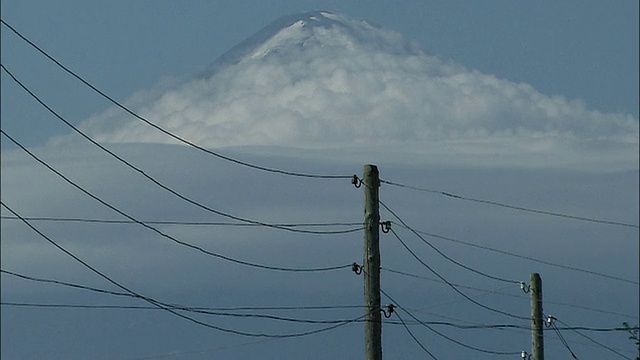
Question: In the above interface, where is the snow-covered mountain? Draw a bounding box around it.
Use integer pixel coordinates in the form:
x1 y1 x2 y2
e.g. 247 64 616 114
67 11 638 168
204 11 418 71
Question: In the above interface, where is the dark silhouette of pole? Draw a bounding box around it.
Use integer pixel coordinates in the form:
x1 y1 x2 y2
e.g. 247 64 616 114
363 165 382 360
531 273 544 360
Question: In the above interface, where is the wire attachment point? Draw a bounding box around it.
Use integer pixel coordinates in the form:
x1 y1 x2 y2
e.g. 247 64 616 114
521 350 531 359
351 262 363 275
520 281 530 293
546 315 556 327
351 175 362 188
380 221 391 233
381 304 395 318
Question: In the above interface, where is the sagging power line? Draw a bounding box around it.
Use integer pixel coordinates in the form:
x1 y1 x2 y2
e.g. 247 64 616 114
0 18 351 180
0 68 357 236
389 221 638 285
1 132 355 272
380 179 639 229
1 202 365 338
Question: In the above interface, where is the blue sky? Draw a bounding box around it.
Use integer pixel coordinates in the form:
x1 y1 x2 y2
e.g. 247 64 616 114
1 2 639 359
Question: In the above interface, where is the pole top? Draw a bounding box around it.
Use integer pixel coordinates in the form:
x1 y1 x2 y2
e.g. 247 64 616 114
364 164 379 174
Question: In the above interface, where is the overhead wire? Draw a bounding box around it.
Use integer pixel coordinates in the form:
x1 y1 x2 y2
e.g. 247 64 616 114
4 216 633 318
2 268 365 312
383 268 527 318
382 267 517 294
3 265 531 355
0 202 365 338
351 184 528 320
383 267 637 320
380 179 639 229
390 300 530 337
3 301 632 334
555 318 634 360
0 133 352 273
1 269 132 298
5 266 634 345
386 226 528 321
544 301 639 321
379 200 521 285
549 319 579 359
0 18 352 180
0 65 357 237
0 215 362 233
390 221 638 285
1 301 364 314
0 300 365 325
356 267 523 355
6 268 635 334
393 309 439 360
380 287 522 356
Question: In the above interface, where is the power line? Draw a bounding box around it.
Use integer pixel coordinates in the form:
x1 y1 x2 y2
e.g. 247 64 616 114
382 267 518 294
5 300 634 342
3 301 634 334
7 269 634 335
393 310 439 360
1 269 132 298
390 221 638 285
555 318 633 360
0 67 355 236
0 215 362 231
0 18 351 180
380 288 522 356
0 215 362 234
380 200 521 284
386 227 529 321
383 267 638 320
383 267 636 355
1 301 364 314
549 319 579 359
0 133 352 273
382 268 528 317
0 202 365 338
2 267 364 312
4 220 632 317
0 300 365 325
380 179 639 229
402 304 530 336
3 256 524 355
544 301 639 321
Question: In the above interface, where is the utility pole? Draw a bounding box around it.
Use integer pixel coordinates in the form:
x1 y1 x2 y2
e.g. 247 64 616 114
363 164 382 360
530 273 544 360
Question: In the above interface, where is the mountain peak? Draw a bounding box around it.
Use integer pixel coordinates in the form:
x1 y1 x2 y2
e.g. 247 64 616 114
205 11 417 74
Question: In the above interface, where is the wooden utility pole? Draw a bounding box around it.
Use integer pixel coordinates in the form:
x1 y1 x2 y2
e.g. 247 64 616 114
530 273 544 360
363 164 382 360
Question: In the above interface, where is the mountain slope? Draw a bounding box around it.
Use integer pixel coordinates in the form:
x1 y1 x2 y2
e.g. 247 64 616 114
68 11 638 168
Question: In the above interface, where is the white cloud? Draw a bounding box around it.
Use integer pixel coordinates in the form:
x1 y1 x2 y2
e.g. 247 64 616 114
50 12 637 170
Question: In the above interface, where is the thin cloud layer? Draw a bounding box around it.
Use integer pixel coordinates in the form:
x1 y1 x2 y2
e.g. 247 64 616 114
64 11 638 167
